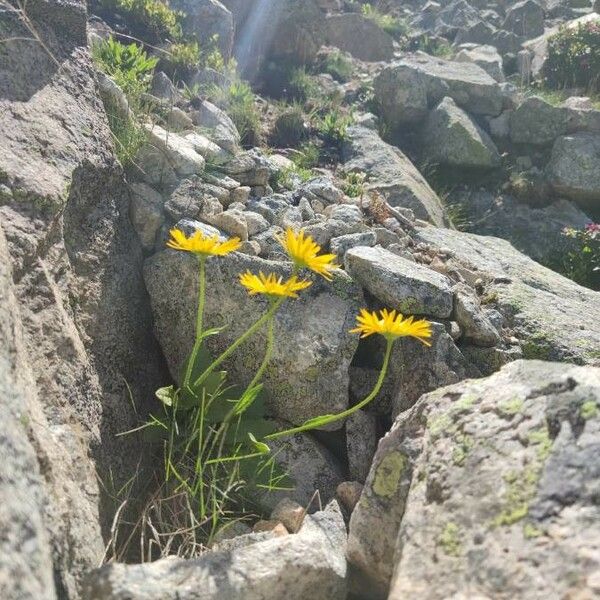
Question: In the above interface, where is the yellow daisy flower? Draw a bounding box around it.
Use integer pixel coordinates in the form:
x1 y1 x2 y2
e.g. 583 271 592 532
166 228 241 256
239 271 312 299
279 228 339 281
350 308 433 346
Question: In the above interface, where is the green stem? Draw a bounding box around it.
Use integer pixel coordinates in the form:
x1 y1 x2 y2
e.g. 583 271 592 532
192 295 285 390
184 257 206 391
265 338 394 440
203 304 278 463
244 310 275 397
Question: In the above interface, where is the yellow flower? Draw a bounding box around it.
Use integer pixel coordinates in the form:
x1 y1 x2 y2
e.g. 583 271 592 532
350 308 433 346
239 271 312 299
279 228 339 280
166 228 241 256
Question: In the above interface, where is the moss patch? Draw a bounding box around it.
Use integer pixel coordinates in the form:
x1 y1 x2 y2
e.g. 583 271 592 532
580 400 598 420
498 397 524 416
439 522 462 557
372 451 406 498
452 433 474 467
494 426 553 527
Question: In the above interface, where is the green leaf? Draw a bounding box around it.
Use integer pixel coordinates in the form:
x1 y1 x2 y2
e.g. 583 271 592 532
198 326 227 340
297 414 336 430
233 384 263 416
155 385 175 407
248 432 270 455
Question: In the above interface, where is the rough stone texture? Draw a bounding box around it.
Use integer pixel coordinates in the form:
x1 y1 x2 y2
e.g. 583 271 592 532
330 231 376 259
454 283 501 346
325 13 394 62
84 501 348 600
375 54 504 132
454 190 592 267
503 0 545 39
546 133 600 207
129 183 165 250
235 0 326 80
373 63 430 126
343 126 448 227
346 410 378 483
510 96 568 145
190 100 240 153
415 227 600 366
262 428 344 511
422 97 501 169
143 124 206 177
345 246 454 318
0 1 166 596
0 230 56 600
144 244 363 428
170 0 234 60
349 361 600 599
455 44 505 82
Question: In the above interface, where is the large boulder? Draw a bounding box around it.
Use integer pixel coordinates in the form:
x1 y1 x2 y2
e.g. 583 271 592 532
144 241 363 428
0 231 56 600
342 126 449 226
0 0 166 597
453 190 592 267
422 97 501 169
415 227 600 365
345 246 454 318
234 0 326 80
546 133 600 207
455 44 505 82
510 96 568 145
325 13 394 62
348 360 600 599
374 53 504 131
170 0 234 61
503 0 545 39
84 501 348 600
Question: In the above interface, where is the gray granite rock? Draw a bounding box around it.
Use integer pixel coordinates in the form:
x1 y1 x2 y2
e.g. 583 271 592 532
345 246 454 318
343 126 449 227
85 501 348 600
415 227 600 365
349 360 600 599
423 97 501 169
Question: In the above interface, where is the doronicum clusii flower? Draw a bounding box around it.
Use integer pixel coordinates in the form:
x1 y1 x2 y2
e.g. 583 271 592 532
167 228 241 256
279 228 339 280
351 308 432 345
240 271 312 299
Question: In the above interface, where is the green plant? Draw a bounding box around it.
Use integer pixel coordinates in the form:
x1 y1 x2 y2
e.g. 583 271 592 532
92 37 156 165
123 227 433 549
560 223 600 290
340 171 366 198
287 66 319 102
412 34 453 58
92 36 158 102
206 80 262 147
98 0 183 42
291 142 321 170
271 102 307 148
361 3 410 40
318 109 353 146
544 20 600 92
272 164 314 190
161 40 201 79
320 50 353 83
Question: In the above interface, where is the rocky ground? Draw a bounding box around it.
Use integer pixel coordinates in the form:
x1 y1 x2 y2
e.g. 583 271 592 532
1 0 599 599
